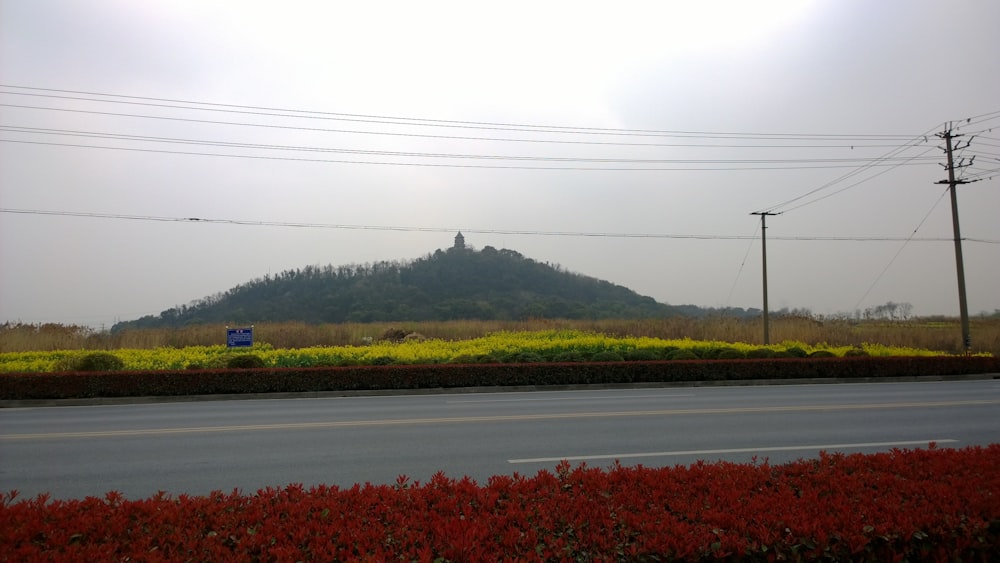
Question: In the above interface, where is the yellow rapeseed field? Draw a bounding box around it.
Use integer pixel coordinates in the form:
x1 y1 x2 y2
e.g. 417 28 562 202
0 330 957 374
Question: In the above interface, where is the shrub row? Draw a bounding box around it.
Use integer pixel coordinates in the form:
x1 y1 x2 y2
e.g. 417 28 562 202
2 445 998 561
2 356 998 401
3 330 968 374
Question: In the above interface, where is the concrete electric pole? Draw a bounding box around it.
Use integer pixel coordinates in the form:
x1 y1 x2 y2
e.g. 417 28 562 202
936 126 974 353
751 211 780 345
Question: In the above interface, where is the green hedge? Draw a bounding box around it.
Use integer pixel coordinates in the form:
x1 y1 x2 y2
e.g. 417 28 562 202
1 356 998 401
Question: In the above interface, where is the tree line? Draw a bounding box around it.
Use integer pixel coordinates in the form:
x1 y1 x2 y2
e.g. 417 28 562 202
112 245 681 330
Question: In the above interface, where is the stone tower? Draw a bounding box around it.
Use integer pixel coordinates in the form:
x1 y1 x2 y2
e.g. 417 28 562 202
453 231 465 249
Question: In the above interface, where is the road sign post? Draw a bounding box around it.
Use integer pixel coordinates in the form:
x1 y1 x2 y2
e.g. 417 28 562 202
226 326 254 348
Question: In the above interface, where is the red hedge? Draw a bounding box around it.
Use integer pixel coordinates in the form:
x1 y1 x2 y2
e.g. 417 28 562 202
2 445 998 561
2 356 999 400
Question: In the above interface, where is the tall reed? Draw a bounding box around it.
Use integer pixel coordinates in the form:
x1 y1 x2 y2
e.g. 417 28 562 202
2 317 997 356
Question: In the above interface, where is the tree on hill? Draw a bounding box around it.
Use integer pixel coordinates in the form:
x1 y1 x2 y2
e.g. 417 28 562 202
111 242 681 331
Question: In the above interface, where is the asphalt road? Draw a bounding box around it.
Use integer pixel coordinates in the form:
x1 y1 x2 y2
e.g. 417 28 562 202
1 380 998 500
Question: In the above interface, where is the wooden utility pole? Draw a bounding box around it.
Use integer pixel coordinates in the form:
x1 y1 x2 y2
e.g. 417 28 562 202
936 126 974 353
751 211 780 345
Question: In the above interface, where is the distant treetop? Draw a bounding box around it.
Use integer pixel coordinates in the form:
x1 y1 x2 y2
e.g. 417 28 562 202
110 243 687 330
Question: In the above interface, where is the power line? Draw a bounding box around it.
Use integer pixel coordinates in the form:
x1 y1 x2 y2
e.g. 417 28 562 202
774 146 940 213
755 111 999 215
754 125 941 214
963 167 1000 181
2 139 944 172
853 186 951 310
953 109 1000 130
0 84 925 140
3 208 997 243
966 150 1000 160
0 104 912 149
725 221 761 307
0 126 941 167
0 85 947 177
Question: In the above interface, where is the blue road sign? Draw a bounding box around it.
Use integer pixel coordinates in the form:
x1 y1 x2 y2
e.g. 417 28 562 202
227 327 253 348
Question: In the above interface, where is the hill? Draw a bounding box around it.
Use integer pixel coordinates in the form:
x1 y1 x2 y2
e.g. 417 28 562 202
112 241 683 331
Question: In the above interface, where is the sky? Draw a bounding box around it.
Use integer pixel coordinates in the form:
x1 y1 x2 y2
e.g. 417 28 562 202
1 0 998 330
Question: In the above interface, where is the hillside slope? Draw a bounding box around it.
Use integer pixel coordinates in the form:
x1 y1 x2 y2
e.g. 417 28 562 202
112 244 679 330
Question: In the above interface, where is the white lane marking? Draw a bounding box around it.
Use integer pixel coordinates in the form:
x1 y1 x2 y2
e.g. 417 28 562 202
447 393 694 404
507 439 959 464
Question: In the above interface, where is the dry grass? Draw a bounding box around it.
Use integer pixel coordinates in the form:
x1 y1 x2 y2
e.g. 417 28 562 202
3 317 998 356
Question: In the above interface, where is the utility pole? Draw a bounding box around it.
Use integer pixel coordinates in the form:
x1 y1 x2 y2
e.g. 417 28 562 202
751 211 780 345
936 126 975 353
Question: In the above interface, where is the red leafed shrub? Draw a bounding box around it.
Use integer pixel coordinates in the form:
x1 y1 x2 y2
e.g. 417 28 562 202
2 445 998 561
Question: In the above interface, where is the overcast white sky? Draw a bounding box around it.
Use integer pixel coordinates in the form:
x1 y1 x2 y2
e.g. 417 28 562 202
1 0 998 329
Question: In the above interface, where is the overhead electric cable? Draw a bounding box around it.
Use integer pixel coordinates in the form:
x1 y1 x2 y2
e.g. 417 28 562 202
0 105 909 149
724 221 761 307
0 126 941 166
754 124 941 214
775 146 939 213
0 139 940 171
953 109 1000 130
2 208 997 243
0 84 924 140
963 167 1000 181
853 187 951 310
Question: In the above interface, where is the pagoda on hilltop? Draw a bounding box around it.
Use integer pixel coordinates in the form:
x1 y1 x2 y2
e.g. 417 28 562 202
453 231 465 249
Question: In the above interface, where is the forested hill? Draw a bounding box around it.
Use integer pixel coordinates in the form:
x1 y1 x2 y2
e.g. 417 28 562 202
112 245 681 330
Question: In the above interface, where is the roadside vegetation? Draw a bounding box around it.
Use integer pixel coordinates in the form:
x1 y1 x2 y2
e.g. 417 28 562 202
4 445 997 560
3 316 998 357
0 328 984 374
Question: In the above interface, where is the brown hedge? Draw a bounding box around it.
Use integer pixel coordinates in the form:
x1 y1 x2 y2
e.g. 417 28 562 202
1 356 998 401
